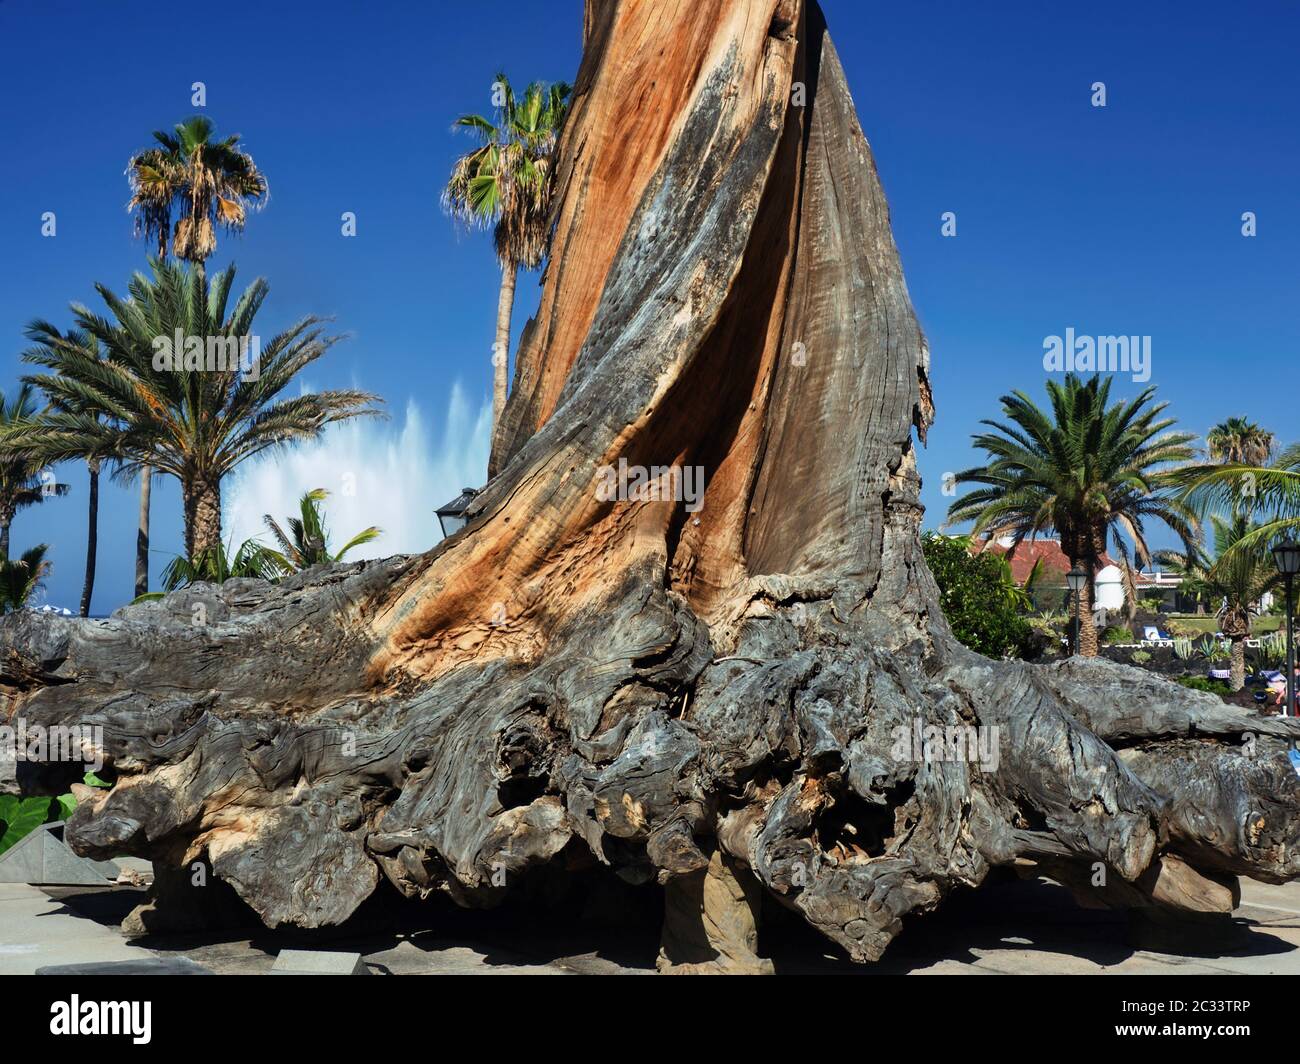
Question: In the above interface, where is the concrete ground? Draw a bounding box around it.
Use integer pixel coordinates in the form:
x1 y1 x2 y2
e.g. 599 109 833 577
4 873 1300 975
0 882 154 973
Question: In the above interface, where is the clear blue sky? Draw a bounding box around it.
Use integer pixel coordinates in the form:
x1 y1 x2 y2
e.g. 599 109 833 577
0 0 1296 612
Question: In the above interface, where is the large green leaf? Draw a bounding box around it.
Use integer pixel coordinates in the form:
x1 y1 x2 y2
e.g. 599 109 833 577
0 795 56 855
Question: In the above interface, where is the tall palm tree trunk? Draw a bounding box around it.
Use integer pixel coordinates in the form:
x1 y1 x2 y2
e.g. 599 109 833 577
0 514 10 563
184 478 222 561
1075 570 1099 656
1229 636 1247 692
493 260 518 427
79 458 100 617
135 467 151 598
1063 534 1100 657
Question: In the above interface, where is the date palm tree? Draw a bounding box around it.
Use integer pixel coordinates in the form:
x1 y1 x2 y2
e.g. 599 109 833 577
0 385 68 561
443 76 570 428
17 260 381 562
1206 416 1275 466
128 116 268 591
948 374 1197 657
1157 514 1278 690
127 115 268 265
263 488 381 573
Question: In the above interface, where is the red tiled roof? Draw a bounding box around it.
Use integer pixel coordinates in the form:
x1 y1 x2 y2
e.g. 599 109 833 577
973 538 1116 585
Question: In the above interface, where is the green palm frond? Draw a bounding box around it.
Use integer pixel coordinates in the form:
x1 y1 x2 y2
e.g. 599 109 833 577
948 373 1198 573
160 536 282 590
262 488 383 571
127 117 268 264
443 74 571 270
1206 416 1275 465
15 261 383 555
0 384 70 534
0 544 51 611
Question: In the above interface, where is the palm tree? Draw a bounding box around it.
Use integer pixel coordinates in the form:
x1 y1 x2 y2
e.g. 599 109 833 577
128 117 268 593
947 374 1198 657
263 488 381 573
21 329 118 617
1152 544 1212 615
0 385 68 561
135 467 151 598
444 76 571 427
127 116 268 265
159 537 283 591
17 260 381 561
1206 416 1275 466
0 544 51 612
1172 443 1300 562
1157 514 1278 690
79 453 100 617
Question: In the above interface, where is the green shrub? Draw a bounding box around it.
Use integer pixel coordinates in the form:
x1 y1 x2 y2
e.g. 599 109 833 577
1130 650 1152 664
921 533 1035 659
1102 625 1131 645
1176 676 1232 697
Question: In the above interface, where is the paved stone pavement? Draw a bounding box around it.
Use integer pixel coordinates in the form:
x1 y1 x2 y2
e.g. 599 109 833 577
4 874 1299 975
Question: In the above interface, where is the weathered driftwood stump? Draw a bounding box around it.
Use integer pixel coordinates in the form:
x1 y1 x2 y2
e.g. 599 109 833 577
5 0 1299 968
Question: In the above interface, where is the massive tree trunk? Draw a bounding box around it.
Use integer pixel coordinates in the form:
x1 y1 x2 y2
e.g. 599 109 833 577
4 0 1300 968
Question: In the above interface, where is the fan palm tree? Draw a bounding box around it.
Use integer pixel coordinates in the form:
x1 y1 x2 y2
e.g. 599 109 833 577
16 260 381 562
443 76 571 427
1206 416 1275 466
0 385 68 561
127 116 268 265
0 544 51 613
128 117 268 592
263 488 381 573
947 374 1198 657
1157 514 1278 690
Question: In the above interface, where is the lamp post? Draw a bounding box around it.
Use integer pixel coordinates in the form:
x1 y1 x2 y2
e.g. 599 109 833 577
1066 564 1087 657
1270 538 1300 745
435 487 480 540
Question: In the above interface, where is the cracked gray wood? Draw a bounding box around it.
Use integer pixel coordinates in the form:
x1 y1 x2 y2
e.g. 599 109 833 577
3 0 1297 967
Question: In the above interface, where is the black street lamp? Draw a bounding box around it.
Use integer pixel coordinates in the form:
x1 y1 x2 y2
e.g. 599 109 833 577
435 487 480 540
1271 538 1300 741
1066 564 1088 657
